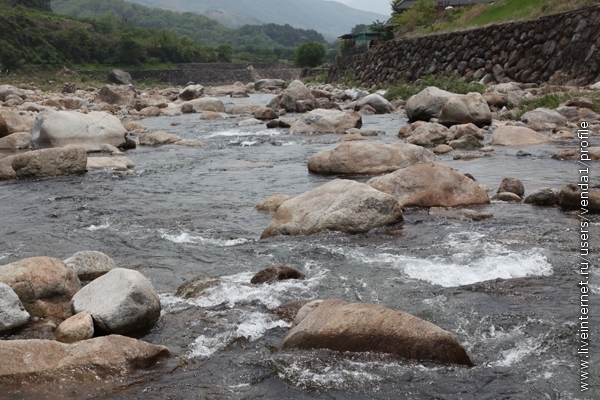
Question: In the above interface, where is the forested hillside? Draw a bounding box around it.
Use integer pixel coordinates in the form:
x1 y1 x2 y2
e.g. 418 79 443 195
0 1 233 70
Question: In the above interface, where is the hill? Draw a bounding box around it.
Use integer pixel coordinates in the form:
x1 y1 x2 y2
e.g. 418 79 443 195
122 0 387 39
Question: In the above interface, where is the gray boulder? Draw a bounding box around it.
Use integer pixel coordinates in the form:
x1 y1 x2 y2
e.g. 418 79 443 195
438 92 492 128
70 268 161 335
0 282 30 333
288 109 362 134
524 188 559 206
178 84 204 101
406 122 451 147
32 110 127 151
261 179 403 239
354 94 393 114
64 251 118 281
0 145 87 181
406 86 456 122
448 134 483 150
520 108 567 128
182 98 226 113
267 80 318 113
139 131 181 146
254 79 285 91
107 69 132 85
308 142 435 175
488 126 553 146
86 156 135 171
98 85 135 105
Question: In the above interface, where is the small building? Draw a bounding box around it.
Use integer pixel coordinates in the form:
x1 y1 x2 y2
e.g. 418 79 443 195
339 32 383 56
393 0 496 12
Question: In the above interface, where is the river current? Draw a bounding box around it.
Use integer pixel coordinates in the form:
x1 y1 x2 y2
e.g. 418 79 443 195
1 94 599 399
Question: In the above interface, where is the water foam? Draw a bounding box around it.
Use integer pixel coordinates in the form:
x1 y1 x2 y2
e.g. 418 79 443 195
206 129 281 138
85 222 110 231
160 230 250 247
327 231 552 287
188 311 290 358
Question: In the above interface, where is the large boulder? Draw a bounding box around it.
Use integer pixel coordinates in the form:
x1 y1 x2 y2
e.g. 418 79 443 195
98 85 135 105
139 131 181 146
204 82 249 97
0 132 32 149
354 94 393 114
497 177 524 197
280 299 474 366
488 126 553 146
448 134 483 150
0 110 35 138
255 194 294 212
254 79 285 91
308 142 435 175
558 184 600 213
0 145 87 181
524 187 559 206
182 98 226 113
267 80 318 113
107 69 132 85
406 87 456 122
261 179 403 239
227 103 262 115
520 108 567 128
0 282 30 333
70 268 161 335
368 163 490 208
438 92 492 127
178 84 204 101
64 251 118 281
288 109 362 134
250 266 306 284
0 85 27 102
0 335 170 384
32 110 127 151
0 257 81 319
406 122 451 147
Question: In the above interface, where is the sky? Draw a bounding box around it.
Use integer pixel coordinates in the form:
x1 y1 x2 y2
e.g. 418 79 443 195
330 0 393 16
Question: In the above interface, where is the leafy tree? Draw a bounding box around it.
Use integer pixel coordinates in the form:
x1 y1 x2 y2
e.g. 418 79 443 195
391 0 436 33
294 41 326 68
369 19 393 42
0 40 21 71
350 24 369 34
10 0 51 11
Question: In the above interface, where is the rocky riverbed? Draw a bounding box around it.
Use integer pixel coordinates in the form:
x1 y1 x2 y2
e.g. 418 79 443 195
0 76 599 399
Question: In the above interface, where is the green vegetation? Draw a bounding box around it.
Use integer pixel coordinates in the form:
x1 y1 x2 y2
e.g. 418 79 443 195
51 0 327 62
295 42 327 68
391 0 598 36
517 91 600 117
384 74 485 101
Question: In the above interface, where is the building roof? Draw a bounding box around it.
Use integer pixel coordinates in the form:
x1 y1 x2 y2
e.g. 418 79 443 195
393 0 495 12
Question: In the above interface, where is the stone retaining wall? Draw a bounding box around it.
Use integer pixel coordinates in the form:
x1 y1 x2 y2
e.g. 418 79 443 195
79 63 303 86
328 5 600 87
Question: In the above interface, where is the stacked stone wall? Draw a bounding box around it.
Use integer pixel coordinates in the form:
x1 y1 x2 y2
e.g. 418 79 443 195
328 5 600 87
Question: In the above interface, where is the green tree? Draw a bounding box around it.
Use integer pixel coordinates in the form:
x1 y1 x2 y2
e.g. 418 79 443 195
294 41 326 68
391 0 436 33
0 40 22 71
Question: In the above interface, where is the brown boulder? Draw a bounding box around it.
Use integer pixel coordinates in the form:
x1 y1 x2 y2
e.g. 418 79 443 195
0 110 35 138
54 311 94 343
281 299 474 366
308 142 435 175
368 163 489 208
558 184 600 213
497 177 524 197
0 145 87 181
406 122 451 147
255 194 294 212
0 335 170 385
261 179 403 239
288 109 362 134
0 132 32 149
489 126 553 146
0 257 81 319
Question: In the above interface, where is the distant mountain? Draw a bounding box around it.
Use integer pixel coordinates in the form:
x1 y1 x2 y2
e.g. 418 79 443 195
333 0 393 16
123 0 387 39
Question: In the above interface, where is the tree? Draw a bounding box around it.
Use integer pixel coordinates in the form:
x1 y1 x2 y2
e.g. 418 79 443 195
294 41 326 68
10 0 51 11
391 0 436 33
0 40 22 71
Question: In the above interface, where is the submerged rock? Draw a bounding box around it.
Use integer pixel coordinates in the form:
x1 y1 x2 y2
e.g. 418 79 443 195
251 266 306 284
175 275 221 299
139 131 181 146
71 268 161 336
0 257 81 319
0 335 170 385
492 192 522 202
280 299 474 366
368 163 489 208
261 179 403 239
308 142 435 175
86 156 135 171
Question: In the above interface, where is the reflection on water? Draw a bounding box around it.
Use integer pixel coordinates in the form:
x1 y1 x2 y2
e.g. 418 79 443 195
1 94 599 399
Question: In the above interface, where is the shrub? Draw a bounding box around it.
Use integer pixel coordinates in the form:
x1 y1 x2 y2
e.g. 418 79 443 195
384 74 485 101
294 41 326 68
392 0 436 33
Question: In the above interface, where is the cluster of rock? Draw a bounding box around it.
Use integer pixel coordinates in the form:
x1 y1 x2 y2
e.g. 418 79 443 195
0 252 168 384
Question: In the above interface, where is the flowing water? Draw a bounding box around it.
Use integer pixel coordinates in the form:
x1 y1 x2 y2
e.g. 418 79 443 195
1 94 599 399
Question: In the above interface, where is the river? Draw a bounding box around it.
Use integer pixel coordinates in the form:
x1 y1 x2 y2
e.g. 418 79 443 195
1 93 598 399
